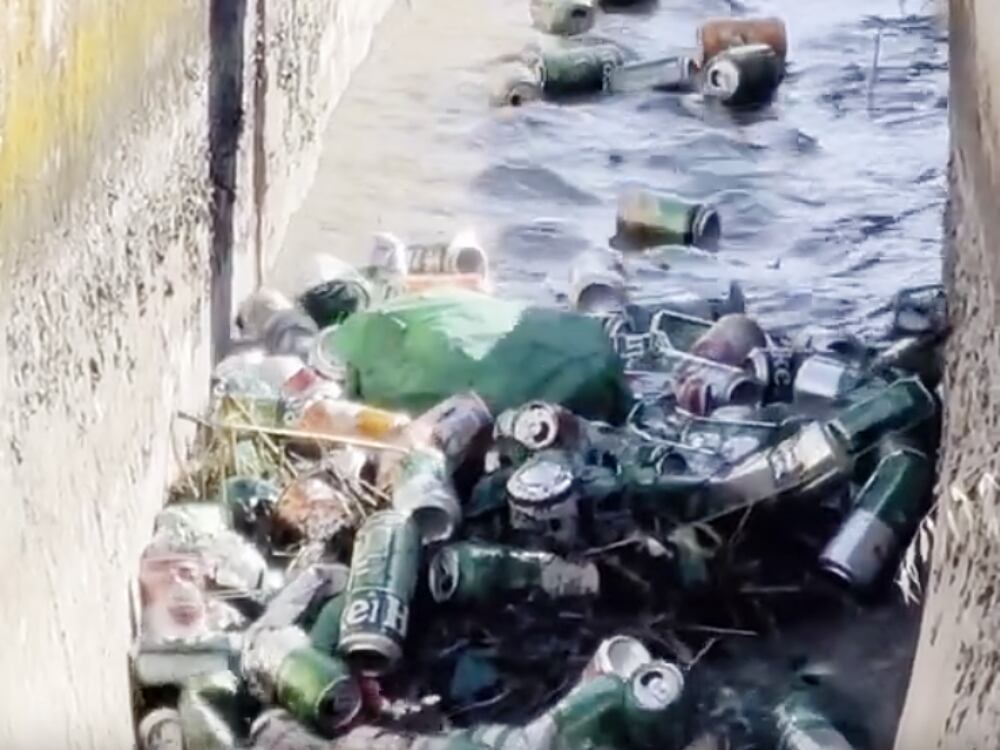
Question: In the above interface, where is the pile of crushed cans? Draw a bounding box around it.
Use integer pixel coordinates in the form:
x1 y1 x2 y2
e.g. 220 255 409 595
131 5 948 750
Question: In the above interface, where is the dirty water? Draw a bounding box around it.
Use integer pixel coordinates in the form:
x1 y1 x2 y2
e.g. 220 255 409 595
276 0 948 745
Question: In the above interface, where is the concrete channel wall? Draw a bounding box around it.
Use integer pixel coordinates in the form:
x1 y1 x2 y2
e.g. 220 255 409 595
0 0 393 747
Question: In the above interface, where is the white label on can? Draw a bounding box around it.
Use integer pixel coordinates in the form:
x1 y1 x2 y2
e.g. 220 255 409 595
343 591 409 637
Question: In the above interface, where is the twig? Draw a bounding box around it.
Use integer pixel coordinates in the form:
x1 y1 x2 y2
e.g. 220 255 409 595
228 397 299 479
674 625 758 637
867 27 883 112
690 637 719 667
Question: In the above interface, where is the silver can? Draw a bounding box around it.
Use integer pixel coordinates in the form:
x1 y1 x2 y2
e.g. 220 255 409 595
582 635 653 681
506 452 581 546
138 708 184 750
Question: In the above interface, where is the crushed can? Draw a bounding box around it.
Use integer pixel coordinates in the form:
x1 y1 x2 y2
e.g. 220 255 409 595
252 563 350 632
242 626 363 735
339 511 421 675
701 44 784 107
582 635 652 681
698 17 789 65
615 188 721 251
506 451 582 547
891 283 946 337
623 661 687 749
825 376 937 454
530 0 596 36
139 708 185 750
533 44 627 97
790 354 868 408
541 672 627 749
132 632 242 687
390 448 463 544
428 542 600 604
819 442 933 591
249 708 330 750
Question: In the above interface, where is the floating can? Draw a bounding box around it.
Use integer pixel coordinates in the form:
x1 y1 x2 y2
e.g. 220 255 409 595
744 346 798 404
825 376 937 454
698 17 789 64
582 635 652 681
506 452 582 546
891 283 946 337
428 542 599 604
623 661 687 749
138 708 184 750
701 44 784 107
819 444 932 591
242 626 363 735
534 45 627 97
773 691 858 750
406 230 490 278
569 252 628 314
648 308 713 353
339 511 421 675
530 0 596 36
615 188 721 250
391 448 463 543
606 56 699 94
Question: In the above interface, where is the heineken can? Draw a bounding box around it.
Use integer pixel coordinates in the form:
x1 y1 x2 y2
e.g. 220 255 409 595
582 635 652 681
249 708 330 750
391 448 463 543
138 708 184 750
701 44 784 107
546 673 627 749
825 376 937 454
615 188 721 250
530 0 596 36
506 452 582 547
339 511 421 675
773 691 858 750
534 45 627 97
698 17 789 65
623 661 687 749
819 444 933 591
242 626 363 735
428 542 599 604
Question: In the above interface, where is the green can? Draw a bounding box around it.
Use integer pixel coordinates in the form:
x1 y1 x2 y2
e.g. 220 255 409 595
826 376 937 454
819 444 932 591
428 542 600 605
536 45 626 97
177 671 241 750
276 646 362 736
615 188 722 251
309 593 346 653
773 691 859 750
391 448 462 544
623 661 687 749
338 510 421 676
547 673 627 749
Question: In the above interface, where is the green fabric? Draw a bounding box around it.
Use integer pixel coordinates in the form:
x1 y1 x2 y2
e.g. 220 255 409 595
323 289 632 423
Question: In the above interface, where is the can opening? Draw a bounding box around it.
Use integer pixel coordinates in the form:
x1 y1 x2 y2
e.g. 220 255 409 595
601 636 652 679
348 647 395 678
412 505 456 544
453 246 488 276
570 6 590 19
316 678 363 732
692 208 721 251
575 283 626 314
631 662 685 709
726 377 764 408
429 547 462 603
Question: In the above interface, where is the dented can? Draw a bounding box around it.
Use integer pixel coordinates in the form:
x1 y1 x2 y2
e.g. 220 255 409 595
530 0 596 36
506 452 582 546
339 511 421 675
623 661 687 749
544 673 627 750
698 17 789 64
615 188 721 251
819 443 933 591
428 542 600 604
391 448 463 543
702 44 784 107
534 45 627 97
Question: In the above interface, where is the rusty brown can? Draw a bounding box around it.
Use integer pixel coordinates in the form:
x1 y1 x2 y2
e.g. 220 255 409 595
698 17 788 65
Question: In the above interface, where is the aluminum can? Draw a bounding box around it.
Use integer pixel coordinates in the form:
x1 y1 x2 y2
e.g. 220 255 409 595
177 671 241 750
701 44 784 107
502 401 585 452
249 708 331 750
339 511 421 675
535 45 627 97
569 251 628 314
530 0 596 36
698 17 789 64
391 448 463 543
369 232 409 277
791 354 866 407
819 443 932 591
649 308 714 353
773 691 858 750
252 563 349 632
744 346 798 403
428 542 599 604
616 188 721 250
825 376 937 454
274 474 356 543
607 55 699 94
138 708 184 750
623 660 687 749
406 230 489 277
547 673 627 749
581 635 652 681
309 593 347 653
506 452 582 547
408 392 494 466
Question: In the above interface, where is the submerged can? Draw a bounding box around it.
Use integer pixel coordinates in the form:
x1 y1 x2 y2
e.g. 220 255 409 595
623 661 687 749
698 17 789 64
819 443 933 591
339 511 421 676
582 635 652 681
701 44 784 107
391 448 463 543
428 542 600 604
825 376 937 454
773 691 858 750
615 188 721 250
530 0 596 36
138 708 184 750
506 452 582 547
535 45 627 97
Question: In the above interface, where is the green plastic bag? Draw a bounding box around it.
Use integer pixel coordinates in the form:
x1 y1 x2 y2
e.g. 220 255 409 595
320 289 632 423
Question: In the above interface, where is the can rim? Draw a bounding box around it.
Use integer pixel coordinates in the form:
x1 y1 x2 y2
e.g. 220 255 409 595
512 402 562 450
629 661 685 709
428 546 462 603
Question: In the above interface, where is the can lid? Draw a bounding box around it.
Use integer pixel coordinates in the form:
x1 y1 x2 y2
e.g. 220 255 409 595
428 546 462 603
507 455 575 503
702 56 741 99
512 402 561 450
629 661 685 710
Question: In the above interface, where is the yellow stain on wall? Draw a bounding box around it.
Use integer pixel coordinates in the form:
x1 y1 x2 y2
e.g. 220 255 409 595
0 0 194 226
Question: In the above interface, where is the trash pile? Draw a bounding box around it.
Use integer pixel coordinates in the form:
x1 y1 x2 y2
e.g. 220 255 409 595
131 6 949 750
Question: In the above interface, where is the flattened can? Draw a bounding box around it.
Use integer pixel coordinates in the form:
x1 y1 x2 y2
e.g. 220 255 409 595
535 45 626 97
623 660 687 749
819 444 932 591
698 17 788 64
428 542 599 604
506 452 582 547
339 511 421 676
701 44 784 107
616 188 721 250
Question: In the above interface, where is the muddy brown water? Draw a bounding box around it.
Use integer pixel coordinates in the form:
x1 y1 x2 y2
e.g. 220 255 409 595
276 0 947 745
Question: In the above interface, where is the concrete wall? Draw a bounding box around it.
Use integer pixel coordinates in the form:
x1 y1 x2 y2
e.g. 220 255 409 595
0 0 392 747
894 1 1000 748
